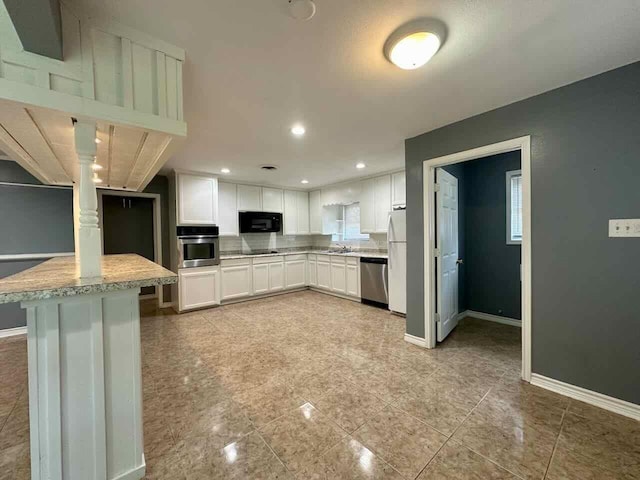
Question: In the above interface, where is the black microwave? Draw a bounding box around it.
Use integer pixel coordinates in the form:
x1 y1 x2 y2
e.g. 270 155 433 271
239 211 282 233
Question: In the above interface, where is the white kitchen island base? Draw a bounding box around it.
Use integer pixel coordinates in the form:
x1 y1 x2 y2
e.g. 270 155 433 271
0 254 177 480
24 289 145 480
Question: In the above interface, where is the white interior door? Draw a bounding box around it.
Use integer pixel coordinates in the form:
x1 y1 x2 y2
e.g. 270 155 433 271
436 168 459 341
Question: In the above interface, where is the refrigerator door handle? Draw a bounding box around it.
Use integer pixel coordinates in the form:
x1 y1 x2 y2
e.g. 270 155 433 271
387 212 392 239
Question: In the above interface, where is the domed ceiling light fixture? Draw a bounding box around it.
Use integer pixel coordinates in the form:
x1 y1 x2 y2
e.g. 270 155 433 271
288 0 316 21
384 18 446 70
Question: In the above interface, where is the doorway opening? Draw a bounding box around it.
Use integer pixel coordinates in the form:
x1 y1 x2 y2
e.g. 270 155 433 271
98 191 164 306
422 136 532 381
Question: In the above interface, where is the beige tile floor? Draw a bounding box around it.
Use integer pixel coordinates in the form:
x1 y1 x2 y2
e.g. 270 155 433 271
0 290 639 479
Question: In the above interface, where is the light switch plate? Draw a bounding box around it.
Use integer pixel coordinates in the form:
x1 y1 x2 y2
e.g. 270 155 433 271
609 219 640 237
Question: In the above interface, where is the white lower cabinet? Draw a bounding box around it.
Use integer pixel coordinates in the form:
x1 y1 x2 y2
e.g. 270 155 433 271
209 253 363 306
346 258 360 297
221 259 253 300
179 266 220 311
285 255 307 289
252 263 270 295
316 256 331 290
252 257 284 294
308 255 317 287
330 258 347 294
268 262 285 292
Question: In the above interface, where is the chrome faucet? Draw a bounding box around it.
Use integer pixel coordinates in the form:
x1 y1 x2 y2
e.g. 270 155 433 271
336 244 350 253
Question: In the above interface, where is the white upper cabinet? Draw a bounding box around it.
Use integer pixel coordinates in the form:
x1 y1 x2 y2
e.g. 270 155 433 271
237 185 262 211
374 175 392 232
177 172 218 225
218 182 238 236
309 190 322 234
360 174 392 233
283 190 297 235
262 188 284 213
392 171 406 206
296 191 310 234
360 178 376 233
283 190 310 235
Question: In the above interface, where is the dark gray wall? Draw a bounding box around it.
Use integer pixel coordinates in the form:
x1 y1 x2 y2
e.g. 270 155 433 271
4 0 63 60
0 160 173 329
0 259 44 329
406 62 640 404
464 152 521 320
0 161 74 330
0 184 74 255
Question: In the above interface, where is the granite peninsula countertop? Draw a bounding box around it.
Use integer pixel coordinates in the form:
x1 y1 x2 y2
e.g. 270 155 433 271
220 250 388 260
0 254 177 304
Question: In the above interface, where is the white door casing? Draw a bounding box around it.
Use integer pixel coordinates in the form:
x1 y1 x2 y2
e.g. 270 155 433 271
421 136 532 382
436 168 459 341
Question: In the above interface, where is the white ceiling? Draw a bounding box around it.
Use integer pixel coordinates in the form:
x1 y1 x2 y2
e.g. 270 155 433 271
73 0 640 189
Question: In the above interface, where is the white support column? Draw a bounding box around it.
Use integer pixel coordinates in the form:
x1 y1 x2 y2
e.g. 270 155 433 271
24 289 146 480
73 121 102 278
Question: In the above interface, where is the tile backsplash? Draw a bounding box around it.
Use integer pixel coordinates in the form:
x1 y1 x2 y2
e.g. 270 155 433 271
220 233 387 254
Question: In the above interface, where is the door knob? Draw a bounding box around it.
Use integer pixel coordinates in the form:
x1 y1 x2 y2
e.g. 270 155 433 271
456 259 464 265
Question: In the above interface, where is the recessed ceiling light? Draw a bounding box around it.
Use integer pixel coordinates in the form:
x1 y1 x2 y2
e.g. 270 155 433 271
356 162 366 169
384 19 446 70
288 0 316 21
92 176 102 184
92 163 103 171
291 125 306 136
221 168 230 174
301 179 309 184
94 138 102 144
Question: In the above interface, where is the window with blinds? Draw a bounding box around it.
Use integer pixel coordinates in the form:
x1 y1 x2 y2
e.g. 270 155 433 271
506 170 522 244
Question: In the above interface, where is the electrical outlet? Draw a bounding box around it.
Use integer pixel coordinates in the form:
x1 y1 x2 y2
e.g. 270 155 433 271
609 219 640 238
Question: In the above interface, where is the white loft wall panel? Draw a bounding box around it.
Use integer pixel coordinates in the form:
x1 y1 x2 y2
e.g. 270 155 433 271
91 29 125 107
0 1 187 191
131 43 156 115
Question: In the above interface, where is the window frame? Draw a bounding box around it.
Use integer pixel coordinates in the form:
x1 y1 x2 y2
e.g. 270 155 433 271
506 169 522 245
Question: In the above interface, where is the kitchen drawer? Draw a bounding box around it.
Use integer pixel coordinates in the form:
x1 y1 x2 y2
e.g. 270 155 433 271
316 255 331 263
253 255 284 265
346 257 359 266
307 254 317 261
330 256 346 265
221 258 252 267
285 254 307 262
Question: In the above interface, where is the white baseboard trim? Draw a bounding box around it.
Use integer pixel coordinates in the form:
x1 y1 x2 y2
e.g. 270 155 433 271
404 333 427 348
459 310 522 327
159 301 173 309
0 326 27 338
112 461 145 480
531 373 640 421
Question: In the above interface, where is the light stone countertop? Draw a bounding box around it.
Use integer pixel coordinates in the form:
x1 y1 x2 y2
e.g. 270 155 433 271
0 254 177 304
220 250 388 260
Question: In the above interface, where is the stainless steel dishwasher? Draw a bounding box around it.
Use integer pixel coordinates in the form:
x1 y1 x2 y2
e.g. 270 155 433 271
360 257 388 309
